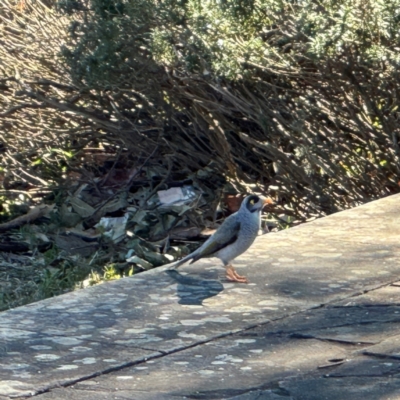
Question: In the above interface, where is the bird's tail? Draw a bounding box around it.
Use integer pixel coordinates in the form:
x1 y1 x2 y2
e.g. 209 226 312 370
167 252 195 270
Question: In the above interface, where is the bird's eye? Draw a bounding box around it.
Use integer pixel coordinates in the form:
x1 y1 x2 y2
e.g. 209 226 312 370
249 199 255 205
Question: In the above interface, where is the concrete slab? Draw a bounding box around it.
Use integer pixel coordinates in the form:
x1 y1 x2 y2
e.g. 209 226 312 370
2 194 400 398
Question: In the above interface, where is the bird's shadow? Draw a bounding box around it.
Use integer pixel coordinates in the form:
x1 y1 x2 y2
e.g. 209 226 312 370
164 269 224 305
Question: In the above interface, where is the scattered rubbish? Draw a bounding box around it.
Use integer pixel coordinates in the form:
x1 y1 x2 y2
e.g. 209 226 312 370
158 185 197 205
95 213 130 242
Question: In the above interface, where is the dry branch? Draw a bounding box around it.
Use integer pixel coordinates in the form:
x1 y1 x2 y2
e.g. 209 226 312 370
0 204 55 232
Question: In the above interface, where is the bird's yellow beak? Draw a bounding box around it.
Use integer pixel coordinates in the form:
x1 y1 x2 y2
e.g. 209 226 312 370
261 196 274 206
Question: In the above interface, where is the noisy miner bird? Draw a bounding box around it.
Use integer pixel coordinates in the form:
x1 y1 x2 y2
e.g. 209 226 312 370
168 195 272 283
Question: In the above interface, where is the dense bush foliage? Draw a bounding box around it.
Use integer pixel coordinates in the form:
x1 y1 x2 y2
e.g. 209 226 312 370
1 0 400 219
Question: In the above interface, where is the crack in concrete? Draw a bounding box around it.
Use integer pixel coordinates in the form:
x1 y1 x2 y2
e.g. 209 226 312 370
239 317 400 340
288 332 375 346
324 371 400 379
173 380 293 400
363 351 400 361
331 304 400 308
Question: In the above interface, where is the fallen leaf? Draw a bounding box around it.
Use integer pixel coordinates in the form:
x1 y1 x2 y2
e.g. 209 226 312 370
69 197 95 218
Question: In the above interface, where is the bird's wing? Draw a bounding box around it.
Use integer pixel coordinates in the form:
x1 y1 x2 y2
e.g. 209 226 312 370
191 216 241 263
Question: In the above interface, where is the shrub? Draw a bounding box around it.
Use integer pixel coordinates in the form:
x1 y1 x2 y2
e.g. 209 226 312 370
1 0 400 220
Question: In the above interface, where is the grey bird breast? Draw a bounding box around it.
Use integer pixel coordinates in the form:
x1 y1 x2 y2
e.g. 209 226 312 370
215 213 260 264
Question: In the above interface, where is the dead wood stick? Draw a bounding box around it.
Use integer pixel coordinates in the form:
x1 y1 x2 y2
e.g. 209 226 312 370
0 204 55 232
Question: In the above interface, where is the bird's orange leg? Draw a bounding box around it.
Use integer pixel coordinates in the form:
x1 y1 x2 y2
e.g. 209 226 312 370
225 264 248 283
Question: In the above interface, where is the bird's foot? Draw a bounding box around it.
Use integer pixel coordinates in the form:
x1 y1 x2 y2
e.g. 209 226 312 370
225 265 248 283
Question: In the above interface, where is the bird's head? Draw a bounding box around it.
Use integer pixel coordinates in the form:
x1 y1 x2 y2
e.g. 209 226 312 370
242 194 273 213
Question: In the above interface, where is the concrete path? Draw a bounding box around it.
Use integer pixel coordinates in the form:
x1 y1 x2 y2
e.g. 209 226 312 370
2 194 400 399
